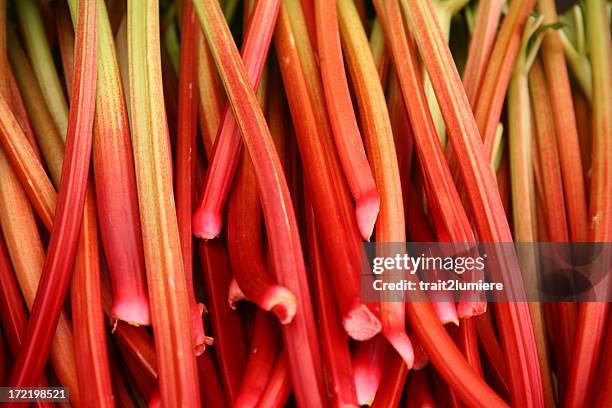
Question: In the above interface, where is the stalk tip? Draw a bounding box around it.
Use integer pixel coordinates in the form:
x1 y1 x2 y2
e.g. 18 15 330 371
385 331 415 369
228 278 247 309
263 286 297 324
192 207 222 239
457 301 487 319
355 192 380 241
431 302 460 326
191 303 208 356
110 298 151 327
343 303 382 341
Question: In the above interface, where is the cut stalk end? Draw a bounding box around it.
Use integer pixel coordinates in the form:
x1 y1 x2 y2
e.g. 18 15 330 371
343 303 382 341
457 301 487 319
431 302 460 326
111 298 151 327
385 332 415 369
356 192 380 241
192 207 222 239
191 302 208 356
228 279 247 309
263 286 297 324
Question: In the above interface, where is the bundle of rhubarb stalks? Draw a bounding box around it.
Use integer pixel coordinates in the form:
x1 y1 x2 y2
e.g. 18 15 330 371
0 0 609 406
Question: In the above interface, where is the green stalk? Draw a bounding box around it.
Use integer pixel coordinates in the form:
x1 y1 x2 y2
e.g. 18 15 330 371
558 5 592 100
127 0 201 405
14 0 69 136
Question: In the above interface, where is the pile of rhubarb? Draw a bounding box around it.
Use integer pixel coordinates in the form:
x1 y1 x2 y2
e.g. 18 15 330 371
0 0 609 406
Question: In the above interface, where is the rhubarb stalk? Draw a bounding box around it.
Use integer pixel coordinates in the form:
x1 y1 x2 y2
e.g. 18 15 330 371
255 353 292 408
8 0 97 393
175 0 207 350
0 232 57 408
71 190 115 407
226 62 297 324
462 0 504 105
315 0 380 241
7 31 65 185
14 0 69 136
234 311 282 408
529 58 577 396
307 208 359 407
198 240 248 402
192 0 280 239
352 337 387 406
507 18 555 406
127 0 200 405
338 0 413 366
538 0 589 244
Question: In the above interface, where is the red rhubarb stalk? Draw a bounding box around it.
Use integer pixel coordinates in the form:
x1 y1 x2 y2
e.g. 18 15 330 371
593 319 612 407
227 152 297 323
198 240 248 402
192 0 280 239
507 19 555 406
307 208 359 407
537 0 589 244
196 33 224 157
0 157 79 403
462 0 504 105
275 0 380 341
371 349 409 408
71 190 115 407
338 0 413 366
447 319 483 378
405 186 459 325
198 351 228 408
471 0 537 156
8 0 97 393
194 1 326 405
127 0 201 405
529 58 576 396
475 313 509 395
352 337 387 406
175 0 207 351
405 369 436 408
255 353 292 408
0 234 56 408
315 0 380 241
226 62 297 324
234 311 282 408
